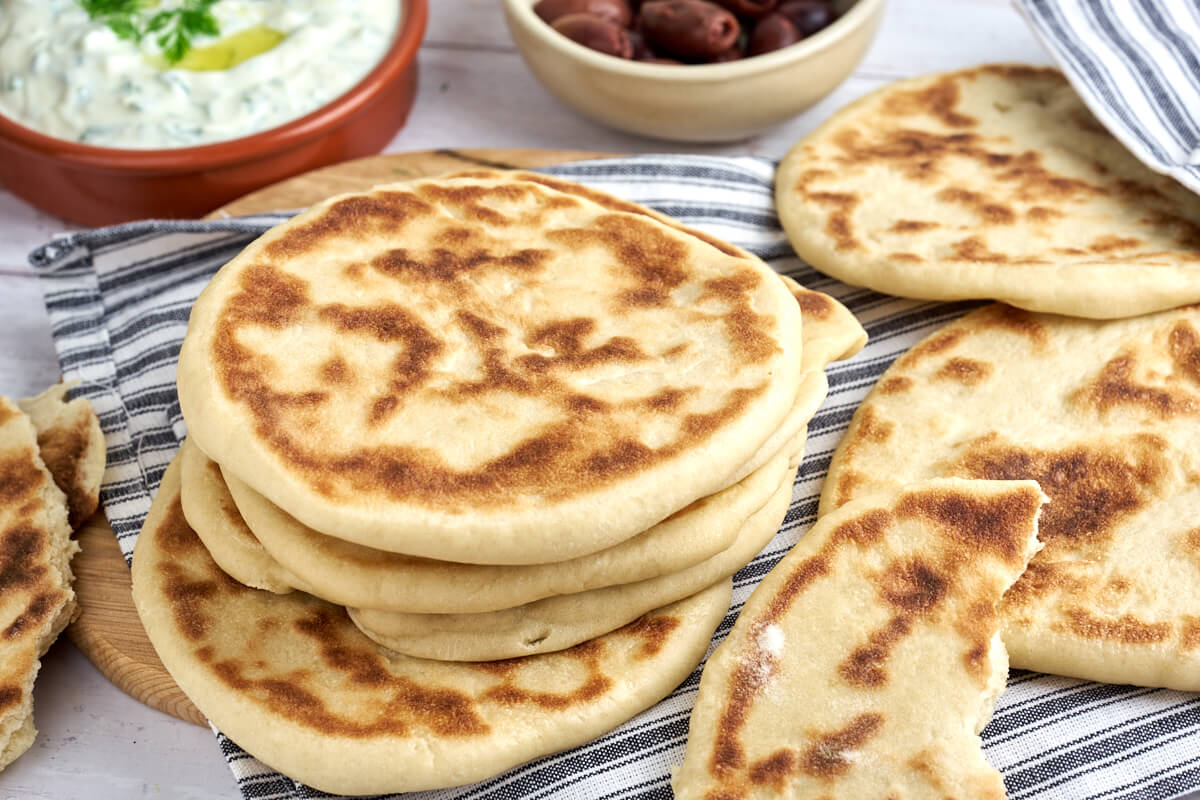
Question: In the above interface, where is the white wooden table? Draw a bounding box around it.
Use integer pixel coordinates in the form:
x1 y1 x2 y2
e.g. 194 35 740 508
0 2 1193 798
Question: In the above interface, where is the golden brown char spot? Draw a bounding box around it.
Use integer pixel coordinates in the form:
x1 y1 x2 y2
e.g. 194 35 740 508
881 75 977 128
1180 528 1200 572
791 289 835 320
897 328 966 369
0 454 42 505
516 173 744 258
319 356 352 385
696 271 783 365
158 504 222 640
935 357 993 386
897 484 1043 565
879 558 949 613
935 187 1016 225
318 303 442 426
3 591 64 640
549 214 691 310
855 406 893 444
1181 617 1200 652
840 557 949 688
1027 206 1064 223
890 252 925 264
948 235 1009 263
708 555 830 777
263 191 433 260
830 508 894 548
799 713 885 778
955 437 1165 555
975 305 1050 348
642 387 691 413
1169 322 1200 386
833 469 866 508
1061 608 1171 645
1073 351 1200 418
0 525 47 594
888 219 940 233
1002 560 1086 611
0 404 14 426
518 318 652 375
0 686 21 714
1089 235 1143 253
748 748 797 791
805 191 861 252
565 394 608 414
282 608 488 736
370 246 551 283
620 613 681 659
33 411 97 528
877 376 913 395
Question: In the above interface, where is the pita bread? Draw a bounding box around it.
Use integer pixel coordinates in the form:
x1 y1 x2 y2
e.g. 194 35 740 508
178 172 805 564
0 398 79 771
221 447 790 613
18 383 104 530
823 303 1200 690
208 284 860 613
776 64 1200 319
674 479 1045 800
131 455 731 795
348 468 796 661
178 437 304 595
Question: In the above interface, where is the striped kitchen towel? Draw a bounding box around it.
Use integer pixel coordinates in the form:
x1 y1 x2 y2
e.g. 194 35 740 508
30 154 1200 800
1016 0 1200 195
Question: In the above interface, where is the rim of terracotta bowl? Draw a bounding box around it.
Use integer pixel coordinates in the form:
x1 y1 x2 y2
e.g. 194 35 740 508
505 0 885 81
0 0 428 172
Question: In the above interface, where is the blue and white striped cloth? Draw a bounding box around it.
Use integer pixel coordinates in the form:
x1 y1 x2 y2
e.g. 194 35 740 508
1017 0 1200 196
30 155 1200 799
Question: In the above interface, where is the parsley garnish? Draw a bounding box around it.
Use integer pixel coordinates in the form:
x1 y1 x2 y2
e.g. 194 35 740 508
79 0 222 65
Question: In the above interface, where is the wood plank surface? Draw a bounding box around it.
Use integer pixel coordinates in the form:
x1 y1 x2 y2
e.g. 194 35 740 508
69 148 607 727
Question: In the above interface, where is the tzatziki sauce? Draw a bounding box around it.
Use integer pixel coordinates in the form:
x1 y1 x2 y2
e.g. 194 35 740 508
0 0 400 149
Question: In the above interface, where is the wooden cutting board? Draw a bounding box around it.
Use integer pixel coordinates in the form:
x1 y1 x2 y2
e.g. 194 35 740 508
69 148 610 727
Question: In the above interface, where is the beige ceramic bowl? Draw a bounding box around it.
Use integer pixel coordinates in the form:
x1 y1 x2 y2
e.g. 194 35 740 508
504 0 886 142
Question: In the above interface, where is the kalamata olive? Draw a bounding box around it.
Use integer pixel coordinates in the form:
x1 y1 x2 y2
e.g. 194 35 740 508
534 0 633 27
628 29 655 60
776 0 837 36
640 56 685 63
640 0 740 61
748 12 799 55
711 44 745 61
552 13 635 58
710 0 778 18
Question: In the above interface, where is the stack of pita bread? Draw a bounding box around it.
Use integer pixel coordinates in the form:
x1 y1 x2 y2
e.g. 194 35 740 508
131 171 865 793
671 63 1200 798
0 385 103 772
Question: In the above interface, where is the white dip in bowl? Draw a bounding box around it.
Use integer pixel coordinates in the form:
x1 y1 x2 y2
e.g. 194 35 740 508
0 0 400 148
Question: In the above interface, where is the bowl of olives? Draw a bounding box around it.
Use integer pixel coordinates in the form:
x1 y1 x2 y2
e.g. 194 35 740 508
503 0 885 142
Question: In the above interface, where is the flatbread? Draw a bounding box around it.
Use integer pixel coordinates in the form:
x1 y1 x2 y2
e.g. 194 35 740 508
823 303 1200 690
776 64 1200 319
222 448 790 613
673 479 1045 800
178 172 806 564
130 455 732 795
18 383 104 530
211 284 860 614
347 467 795 661
178 437 304 595
0 398 79 771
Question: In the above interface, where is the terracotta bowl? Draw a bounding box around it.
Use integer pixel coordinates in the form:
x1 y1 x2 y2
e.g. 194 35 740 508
504 0 885 143
0 0 427 226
